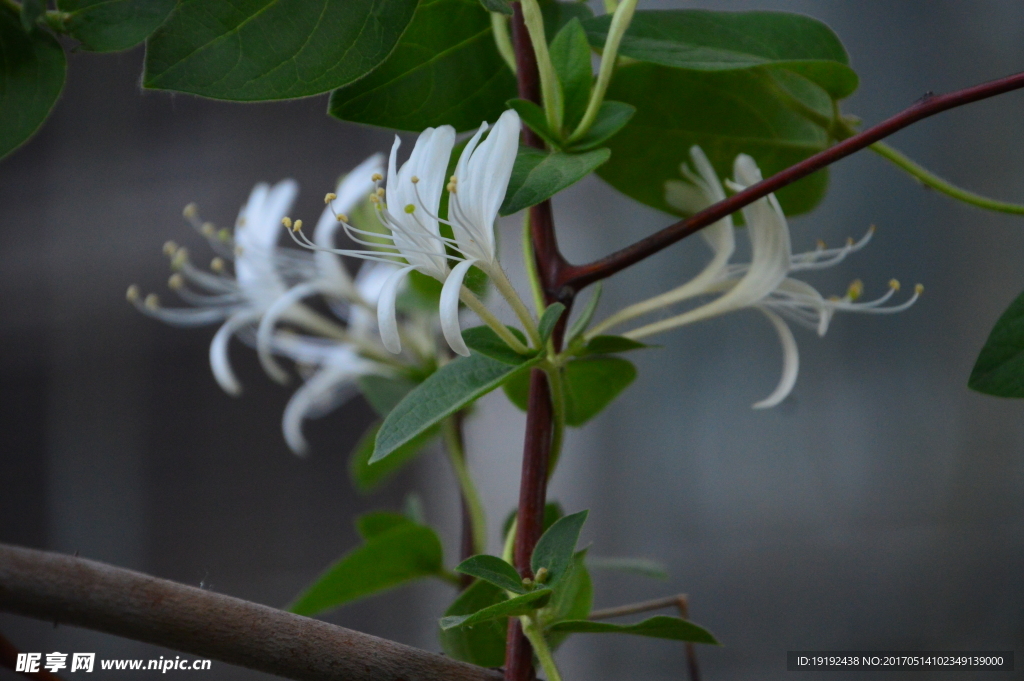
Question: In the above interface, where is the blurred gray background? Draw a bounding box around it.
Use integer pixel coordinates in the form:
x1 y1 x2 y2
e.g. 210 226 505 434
1 1 1022 679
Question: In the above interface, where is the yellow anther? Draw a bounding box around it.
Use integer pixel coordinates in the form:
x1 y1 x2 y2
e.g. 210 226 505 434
324 192 337 204
446 182 457 193
182 203 198 219
126 285 140 302
369 194 380 204
914 283 924 295
336 213 349 223
889 278 901 291
816 239 826 250
162 240 178 256
171 248 188 271
847 279 864 301
144 293 160 310
281 217 292 229
869 224 877 233
534 567 550 584
292 219 302 232
828 295 841 302
218 228 231 242
371 172 383 182
846 236 854 247
168 273 184 290
404 204 416 214
411 175 419 184
376 187 386 198
450 175 457 183
201 222 216 237
210 257 225 273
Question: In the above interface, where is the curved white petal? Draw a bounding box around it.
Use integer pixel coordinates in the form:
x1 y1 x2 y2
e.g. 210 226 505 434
440 259 477 357
377 265 416 353
255 281 325 384
752 308 799 409
209 310 262 396
282 363 361 456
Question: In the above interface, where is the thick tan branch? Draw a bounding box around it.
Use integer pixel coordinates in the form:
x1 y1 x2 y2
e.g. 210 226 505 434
0 544 501 681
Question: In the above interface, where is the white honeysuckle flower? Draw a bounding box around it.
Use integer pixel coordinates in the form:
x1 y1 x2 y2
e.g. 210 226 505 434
128 179 349 396
293 110 525 358
591 145 921 409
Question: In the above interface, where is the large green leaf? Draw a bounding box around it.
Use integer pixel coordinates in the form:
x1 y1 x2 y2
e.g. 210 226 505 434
0 5 66 160
329 0 516 132
539 0 592 42
531 510 588 586
144 0 417 100
440 588 553 629
969 289 1024 397
373 352 541 463
598 63 831 217
348 421 440 493
456 554 528 594
289 520 444 616
58 0 175 52
500 147 611 216
504 356 637 426
582 9 857 100
547 616 719 644
439 580 508 667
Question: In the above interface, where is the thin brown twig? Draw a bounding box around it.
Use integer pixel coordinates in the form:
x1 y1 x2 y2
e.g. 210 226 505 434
0 544 501 681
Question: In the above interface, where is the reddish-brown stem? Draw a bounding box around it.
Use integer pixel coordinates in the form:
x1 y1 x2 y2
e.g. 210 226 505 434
558 70 1024 293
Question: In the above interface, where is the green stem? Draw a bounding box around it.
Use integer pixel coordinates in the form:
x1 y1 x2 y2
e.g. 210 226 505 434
567 0 639 144
544 365 566 477
488 266 543 348
521 213 546 315
520 615 563 681
442 417 488 556
460 288 534 354
869 140 1024 215
491 12 517 74
519 0 564 134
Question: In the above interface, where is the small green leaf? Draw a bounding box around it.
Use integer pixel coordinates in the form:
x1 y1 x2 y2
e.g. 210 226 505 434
567 101 635 151
0 4 66 160
565 282 602 343
541 551 592 632
969 288 1024 397
145 0 418 101
20 0 45 31
329 0 516 132
373 353 542 463
581 335 648 355
547 616 719 645
58 0 176 52
356 511 411 540
349 421 439 492
539 0 593 42
456 554 527 594
358 376 419 417
538 303 566 343
531 510 588 586
478 0 512 15
582 9 857 99
502 502 565 539
439 580 508 666
507 98 562 148
587 556 668 580
289 522 444 616
549 18 592 131
440 588 553 629
564 357 637 426
463 325 533 365
500 147 611 216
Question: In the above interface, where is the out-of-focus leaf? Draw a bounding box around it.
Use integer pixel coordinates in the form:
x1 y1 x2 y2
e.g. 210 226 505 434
349 421 439 492
969 288 1024 397
439 580 508 666
58 0 176 52
587 556 669 580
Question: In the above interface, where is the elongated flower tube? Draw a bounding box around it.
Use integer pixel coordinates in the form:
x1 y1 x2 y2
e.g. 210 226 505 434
589 146 922 409
128 180 351 396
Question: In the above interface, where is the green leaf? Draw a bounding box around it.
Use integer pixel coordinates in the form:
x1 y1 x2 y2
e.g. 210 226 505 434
587 556 668 580
564 357 636 426
289 522 444 616
599 63 830 218
356 511 411 540
350 421 439 492
439 580 508 666
541 550 592 628
502 501 565 539
565 284 601 345
549 18 591 131
373 352 542 463
144 0 417 100
456 554 527 594
463 325 533 365
358 375 418 417
329 0 516 132
969 289 1024 397
507 98 562 148
538 303 566 343
440 588 553 629
531 510 588 586
478 0 512 15
567 101 635 152
500 147 611 216
404 492 426 524
58 0 175 52
0 5 66 160
582 9 857 100
581 335 648 355
21 0 45 31
547 616 719 645
540 0 593 43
